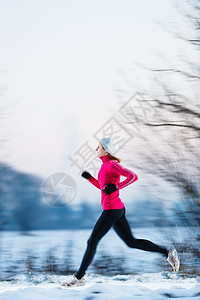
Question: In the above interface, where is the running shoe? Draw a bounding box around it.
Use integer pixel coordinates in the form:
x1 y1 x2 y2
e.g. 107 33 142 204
60 274 85 287
167 249 180 272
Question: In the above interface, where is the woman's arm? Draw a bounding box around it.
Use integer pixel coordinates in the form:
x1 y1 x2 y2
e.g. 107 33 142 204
81 171 101 189
88 176 101 189
111 161 138 190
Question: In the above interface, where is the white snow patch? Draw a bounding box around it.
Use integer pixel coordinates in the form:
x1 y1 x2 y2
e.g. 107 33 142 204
0 273 199 300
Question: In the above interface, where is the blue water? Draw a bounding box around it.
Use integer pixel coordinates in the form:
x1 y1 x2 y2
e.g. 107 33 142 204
0 226 199 283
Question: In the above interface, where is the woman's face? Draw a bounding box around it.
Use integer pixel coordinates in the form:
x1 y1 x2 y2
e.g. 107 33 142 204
96 142 108 157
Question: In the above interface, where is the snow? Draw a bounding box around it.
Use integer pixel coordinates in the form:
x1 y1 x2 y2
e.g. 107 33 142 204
0 273 199 300
0 228 199 299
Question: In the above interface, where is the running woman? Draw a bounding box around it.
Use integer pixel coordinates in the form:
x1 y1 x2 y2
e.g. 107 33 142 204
61 137 179 287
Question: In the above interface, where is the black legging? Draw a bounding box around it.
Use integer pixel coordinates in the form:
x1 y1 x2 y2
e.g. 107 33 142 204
75 207 168 279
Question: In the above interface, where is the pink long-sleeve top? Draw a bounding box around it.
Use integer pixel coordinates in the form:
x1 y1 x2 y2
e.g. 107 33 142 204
87 155 138 210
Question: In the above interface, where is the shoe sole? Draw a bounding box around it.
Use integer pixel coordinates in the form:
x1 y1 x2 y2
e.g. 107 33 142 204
167 249 180 272
60 282 85 288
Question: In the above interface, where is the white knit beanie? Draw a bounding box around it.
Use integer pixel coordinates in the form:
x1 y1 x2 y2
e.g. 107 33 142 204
100 137 118 156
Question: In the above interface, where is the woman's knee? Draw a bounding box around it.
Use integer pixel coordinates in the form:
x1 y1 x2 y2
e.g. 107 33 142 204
87 236 98 250
125 238 137 248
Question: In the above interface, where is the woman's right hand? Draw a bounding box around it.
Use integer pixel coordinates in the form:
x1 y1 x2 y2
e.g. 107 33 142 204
81 171 92 179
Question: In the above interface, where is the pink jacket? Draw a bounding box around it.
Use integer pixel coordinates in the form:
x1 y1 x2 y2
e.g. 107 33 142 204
87 155 138 210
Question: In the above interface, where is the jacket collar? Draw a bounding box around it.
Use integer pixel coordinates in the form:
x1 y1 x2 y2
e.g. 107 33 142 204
99 155 110 163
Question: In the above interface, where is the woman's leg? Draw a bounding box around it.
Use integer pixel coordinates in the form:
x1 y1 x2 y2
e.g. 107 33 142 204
75 208 125 279
113 210 168 257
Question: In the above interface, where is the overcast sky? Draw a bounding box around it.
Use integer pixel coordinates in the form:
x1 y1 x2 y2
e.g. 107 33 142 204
0 0 190 203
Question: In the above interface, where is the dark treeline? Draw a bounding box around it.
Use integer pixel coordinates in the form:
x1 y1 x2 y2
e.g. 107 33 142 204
0 162 99 231
0 162 180 231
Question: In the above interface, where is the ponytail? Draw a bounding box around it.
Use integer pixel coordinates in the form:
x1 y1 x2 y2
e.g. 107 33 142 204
107 153 121 163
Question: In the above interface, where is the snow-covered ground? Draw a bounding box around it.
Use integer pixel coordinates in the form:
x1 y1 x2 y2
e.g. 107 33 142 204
0 273 199 300
0 228 199 299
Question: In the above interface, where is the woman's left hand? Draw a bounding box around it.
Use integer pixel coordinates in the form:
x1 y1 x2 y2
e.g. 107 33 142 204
103 183 118 195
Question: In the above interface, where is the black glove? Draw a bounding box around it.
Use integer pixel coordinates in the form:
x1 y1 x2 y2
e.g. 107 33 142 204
103 183 118 195
81 171 92 179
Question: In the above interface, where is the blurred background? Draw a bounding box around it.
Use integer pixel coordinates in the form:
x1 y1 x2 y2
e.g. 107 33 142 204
0 0 199 280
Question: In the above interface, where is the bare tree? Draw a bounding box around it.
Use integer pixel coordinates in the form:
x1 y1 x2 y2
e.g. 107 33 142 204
116 0 200 271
